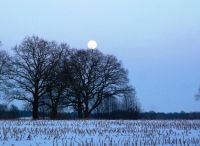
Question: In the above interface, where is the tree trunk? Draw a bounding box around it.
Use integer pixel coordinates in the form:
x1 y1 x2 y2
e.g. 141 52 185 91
32 100 39 120
77 101 83 119
83 99 89 119
50 107 58 120
83 111 89 119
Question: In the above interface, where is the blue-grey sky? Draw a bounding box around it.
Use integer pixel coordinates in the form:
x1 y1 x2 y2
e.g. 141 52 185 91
0 0 200 112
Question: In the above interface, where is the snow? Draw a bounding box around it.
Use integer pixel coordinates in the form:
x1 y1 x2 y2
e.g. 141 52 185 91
0 120 199 146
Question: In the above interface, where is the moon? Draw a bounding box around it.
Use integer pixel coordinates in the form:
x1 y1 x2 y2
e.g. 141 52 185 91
87 40 97 49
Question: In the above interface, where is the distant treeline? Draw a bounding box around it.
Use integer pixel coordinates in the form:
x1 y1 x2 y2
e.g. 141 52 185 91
139 112 200 120
3 111 200 120
38 111 200 120
0 103 200 120
85 111 200 120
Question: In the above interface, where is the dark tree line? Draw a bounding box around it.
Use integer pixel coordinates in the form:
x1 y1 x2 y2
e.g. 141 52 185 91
139 111 200 120
0 104 20 119
0 36 139 119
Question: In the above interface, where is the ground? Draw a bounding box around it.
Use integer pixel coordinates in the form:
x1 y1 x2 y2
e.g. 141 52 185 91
0 120 199 146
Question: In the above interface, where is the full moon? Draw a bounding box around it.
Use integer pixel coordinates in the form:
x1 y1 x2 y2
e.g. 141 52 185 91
87 40 97 49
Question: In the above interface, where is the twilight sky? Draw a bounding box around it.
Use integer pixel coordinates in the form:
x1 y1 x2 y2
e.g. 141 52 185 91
0 0 200 112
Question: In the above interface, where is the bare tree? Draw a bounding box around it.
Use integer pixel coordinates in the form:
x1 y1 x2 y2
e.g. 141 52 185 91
121 91 139 111
0 44 12 96
0 50 12 81
64 49 134 118
40 44 71 119
11 36 61 119
106 96 118 112
9 104 20 118
0 104 8 112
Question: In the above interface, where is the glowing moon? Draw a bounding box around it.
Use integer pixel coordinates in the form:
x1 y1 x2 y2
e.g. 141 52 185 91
87 40 97 49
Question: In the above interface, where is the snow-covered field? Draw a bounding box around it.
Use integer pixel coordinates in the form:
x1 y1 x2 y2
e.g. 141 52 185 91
0 120 199 146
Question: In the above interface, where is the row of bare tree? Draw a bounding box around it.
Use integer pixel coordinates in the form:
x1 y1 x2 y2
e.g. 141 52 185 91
0 36 139 119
